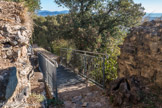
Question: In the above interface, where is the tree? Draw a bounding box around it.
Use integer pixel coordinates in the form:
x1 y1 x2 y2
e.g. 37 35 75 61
4 0 41 12
54 0 145 51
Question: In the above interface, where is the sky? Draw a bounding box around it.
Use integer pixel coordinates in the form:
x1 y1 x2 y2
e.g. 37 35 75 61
40 0 68 11
40 0 162 13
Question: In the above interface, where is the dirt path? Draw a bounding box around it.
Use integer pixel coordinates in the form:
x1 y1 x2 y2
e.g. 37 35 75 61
59 83 111 108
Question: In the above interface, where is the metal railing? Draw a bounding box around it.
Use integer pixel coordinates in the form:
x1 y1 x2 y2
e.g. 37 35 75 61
38 52 58 99
59 48 108 88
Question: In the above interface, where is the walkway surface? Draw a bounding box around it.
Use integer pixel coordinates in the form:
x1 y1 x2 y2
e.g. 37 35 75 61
57 66 85 89
51 65 111 108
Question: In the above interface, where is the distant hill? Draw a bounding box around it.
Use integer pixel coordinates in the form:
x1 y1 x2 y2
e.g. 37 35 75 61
144 13 162 20
145 13 162 17
37 10 69 16
37 11 162 20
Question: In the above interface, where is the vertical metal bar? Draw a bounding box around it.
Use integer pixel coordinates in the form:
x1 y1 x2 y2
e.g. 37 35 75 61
82 55 84 75
59 49 61 65
59 48 61 56
84 53 89 87
73 50 75 73
102 56 106 88
59 48 61 57
66 49 68 67
84 52 87 75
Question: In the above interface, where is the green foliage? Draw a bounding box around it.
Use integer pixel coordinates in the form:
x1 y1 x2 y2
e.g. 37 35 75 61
54 0 145 51
29 93 45 102
47 98 63 107
33 0 145 83
32 15 76 52
105 42 119 81
4 0 41 12
52 39 75 55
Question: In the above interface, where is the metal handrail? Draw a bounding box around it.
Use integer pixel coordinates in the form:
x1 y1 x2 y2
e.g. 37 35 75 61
59 48 108 88
61 48 109 58
38 52 58 68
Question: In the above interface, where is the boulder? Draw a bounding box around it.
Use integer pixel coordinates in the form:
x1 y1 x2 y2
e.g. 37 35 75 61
107 76 149 107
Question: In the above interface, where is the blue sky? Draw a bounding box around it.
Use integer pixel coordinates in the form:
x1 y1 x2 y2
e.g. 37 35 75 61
40 0 162 13
40 0 68 11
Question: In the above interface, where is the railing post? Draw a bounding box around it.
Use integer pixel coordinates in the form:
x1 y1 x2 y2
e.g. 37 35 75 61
102 56 106 88
84 52 89 87
66 49 68 67
59 48 61 57
84 52 87 75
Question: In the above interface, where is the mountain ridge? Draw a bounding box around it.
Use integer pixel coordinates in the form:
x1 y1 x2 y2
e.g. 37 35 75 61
37 10 69 16
37 10 162 18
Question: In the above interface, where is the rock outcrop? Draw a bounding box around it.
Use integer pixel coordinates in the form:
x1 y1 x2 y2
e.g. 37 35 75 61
107 20 162 107
107 76 150 107
118 20 162 87
0 1 33 107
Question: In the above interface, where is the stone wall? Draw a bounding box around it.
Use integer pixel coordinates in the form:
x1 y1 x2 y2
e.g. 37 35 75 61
0 1 33 107
118 20 162 88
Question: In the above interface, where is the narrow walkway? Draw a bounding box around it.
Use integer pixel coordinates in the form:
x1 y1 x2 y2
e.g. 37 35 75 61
57 66 85 88
56 65 111 108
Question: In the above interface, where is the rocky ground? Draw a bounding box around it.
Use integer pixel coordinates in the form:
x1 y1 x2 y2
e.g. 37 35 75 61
27 70 45 108
107 76 162 108
58 83 110 108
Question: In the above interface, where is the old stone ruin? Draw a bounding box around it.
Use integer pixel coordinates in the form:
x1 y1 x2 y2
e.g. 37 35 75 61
108 20 162 107
0 1 33 107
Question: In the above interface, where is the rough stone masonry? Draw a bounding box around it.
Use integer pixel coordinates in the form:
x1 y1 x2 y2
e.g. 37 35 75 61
0 1 33 107
118 20 162 88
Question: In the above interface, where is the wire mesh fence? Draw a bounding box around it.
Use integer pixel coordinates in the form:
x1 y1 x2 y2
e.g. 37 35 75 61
59 48 108 88
38 53 58 99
